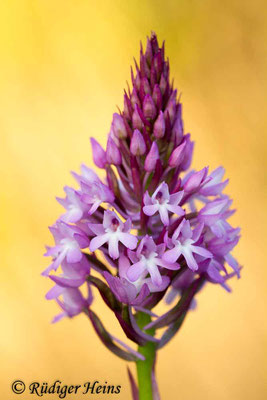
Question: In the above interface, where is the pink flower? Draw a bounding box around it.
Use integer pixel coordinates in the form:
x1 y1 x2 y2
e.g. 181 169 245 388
81 180 114 215
143 182 184 226
127 236 179 286
89 210 138 259
103 255 169 306
43 221 89 276
56 186 89 223
198 197 233 237
163 219 212 271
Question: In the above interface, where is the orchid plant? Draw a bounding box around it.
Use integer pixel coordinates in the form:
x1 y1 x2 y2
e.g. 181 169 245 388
43 33 241 400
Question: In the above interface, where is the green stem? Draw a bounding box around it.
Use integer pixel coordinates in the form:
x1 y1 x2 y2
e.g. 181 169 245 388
136 312 157 400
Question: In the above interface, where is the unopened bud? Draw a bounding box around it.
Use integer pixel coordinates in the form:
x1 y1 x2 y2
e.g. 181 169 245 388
153 111 165 139
181 134 194 171
143 94 156 120
106 137 122 166
130 129 146 156
112 113 127 139
152 84 162 110
90 138 107 169
144 141 159 172
145 37 153 65
132 105 144 130
168 140 186 167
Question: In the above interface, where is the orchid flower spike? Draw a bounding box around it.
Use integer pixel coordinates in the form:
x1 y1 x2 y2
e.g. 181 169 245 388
43 33 241 400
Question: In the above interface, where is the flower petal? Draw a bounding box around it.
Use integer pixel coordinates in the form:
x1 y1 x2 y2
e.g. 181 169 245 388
191 245 213 259
182 248 198 271
147 264 162 286
90 233 109 252
143 204 158 216
108 236 120 259
163 246 181 263
127 261 146 282
159 207 169 226
119 232 138 250
66 248 82 264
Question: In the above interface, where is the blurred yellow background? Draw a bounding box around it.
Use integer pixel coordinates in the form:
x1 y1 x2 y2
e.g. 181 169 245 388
0 1 266 399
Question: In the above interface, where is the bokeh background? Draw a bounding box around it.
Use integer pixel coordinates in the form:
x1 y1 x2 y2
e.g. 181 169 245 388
0 1 266 399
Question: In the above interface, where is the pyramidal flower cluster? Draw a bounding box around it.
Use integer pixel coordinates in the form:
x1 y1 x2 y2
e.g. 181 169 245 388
43 33 241 397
